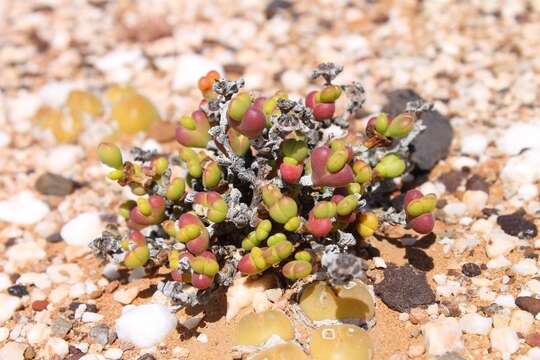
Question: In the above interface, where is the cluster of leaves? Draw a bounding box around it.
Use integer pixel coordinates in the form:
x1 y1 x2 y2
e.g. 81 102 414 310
34 85 160 142
92 63 436 305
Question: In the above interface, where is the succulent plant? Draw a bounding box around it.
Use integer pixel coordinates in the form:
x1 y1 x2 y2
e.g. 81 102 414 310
403 189 437 234
91 64 438 341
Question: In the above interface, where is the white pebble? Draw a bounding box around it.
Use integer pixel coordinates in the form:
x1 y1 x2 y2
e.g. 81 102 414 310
0 192 49 225
501 148 540 185
497 122 540 156
172 54 223 91
6 241 46 269
490 327 519 355
27 323 50 345
526 280 540 295
0 274 11 292
0 294 21 325
462 190 488 214
373 257 387 268
0 342 26 359
116 304 177 348
113 287 140 305
495 294 516 308
280 70 307 91
526 347 540 360
408 343 425 357
422 317 463 356
0 327 9 342
461 134 488 156
486 229 516 258
61 212 104 247
79 354 106 360
487 256 512 269
82 312 104 323
17 272 51 289
443 202 467 218
518 184 538 201
47 337 69 358
104 348 123 360
196 333 208 343
47 263 84 283
459 313 492 335
44 145 85 173
512 258 538 276
0 131 10 147
70 283 86 298
510 309 534 335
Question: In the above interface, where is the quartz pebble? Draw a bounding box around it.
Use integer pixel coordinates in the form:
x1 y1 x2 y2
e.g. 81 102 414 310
0 294 22 325
113 287 140 305
82 312 104 323
44 145 85 174
489 327 520 355
497 123 540 156
116 304 177 348
501 148 540 185
486 229 517 258
459 313 492 335
422 317 463 356
0 192 49 225
0 342 27 359
47 263 84 283
510 309 534 335
46 337 69 358
460 134 487 156
512 259 538 276
104 347 123 360
61 212 104 247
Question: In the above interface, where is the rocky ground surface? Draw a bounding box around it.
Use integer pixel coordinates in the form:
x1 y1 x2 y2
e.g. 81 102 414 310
1 0 540 359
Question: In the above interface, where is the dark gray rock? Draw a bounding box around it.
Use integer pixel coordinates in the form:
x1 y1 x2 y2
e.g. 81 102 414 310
374 264 435 312
35 172 76 196
461 263 481 277
8 284 29 297
497 209 538 239
382 89 453 171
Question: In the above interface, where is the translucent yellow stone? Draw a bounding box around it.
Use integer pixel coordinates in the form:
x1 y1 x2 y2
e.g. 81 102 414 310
66 90 103 117
299 281 375 323
105 84 137 104
310 324 373 360
233 310 294 346
299 281 339 321
111 93 160 134
45 109 83 143
251 343 308 360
